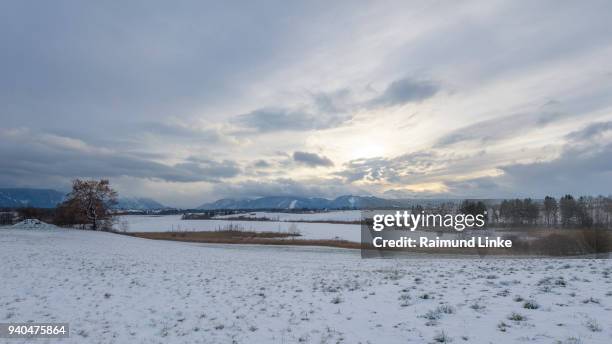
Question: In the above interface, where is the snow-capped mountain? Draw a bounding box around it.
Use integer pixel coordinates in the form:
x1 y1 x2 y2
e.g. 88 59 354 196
198 196 330 210
115 197 167 210
328 195 400 209
0 188 166 210
197 195 397 210
0 188 66 208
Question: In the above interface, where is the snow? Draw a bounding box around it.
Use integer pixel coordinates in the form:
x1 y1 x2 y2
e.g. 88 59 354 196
214 210 361 222
115 215 361 241
11 218 58 230
1 229 611 343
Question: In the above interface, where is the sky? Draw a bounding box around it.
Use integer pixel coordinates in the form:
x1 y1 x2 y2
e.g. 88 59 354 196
1 0 612 208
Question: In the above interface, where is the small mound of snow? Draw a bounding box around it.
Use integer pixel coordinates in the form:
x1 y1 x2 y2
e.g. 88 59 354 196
11 219 58 230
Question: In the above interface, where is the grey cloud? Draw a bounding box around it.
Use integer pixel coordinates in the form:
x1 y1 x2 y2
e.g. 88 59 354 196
388 2 612 87
337 157 398 183
0 1 324 127
443 177 504 198
175 159 241 180
233 77 439 134
293 151 334 167
253 160 271 168
435 111 570 147
368 78 439 108
139 122 223 142
0 129 240 186
565 121 612 142
312 88 352 113
337 151 448 183
212 177 364 200
444 140 612 198
234 108 351 133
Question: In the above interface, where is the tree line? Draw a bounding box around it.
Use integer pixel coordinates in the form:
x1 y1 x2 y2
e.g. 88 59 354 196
457 195 612 228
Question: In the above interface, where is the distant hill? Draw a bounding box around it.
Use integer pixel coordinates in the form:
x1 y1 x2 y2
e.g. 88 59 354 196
115 197 166 210
0 188 66 208
328 195 400 209
0 188 166 210
197 195 398 210
196 195 504 210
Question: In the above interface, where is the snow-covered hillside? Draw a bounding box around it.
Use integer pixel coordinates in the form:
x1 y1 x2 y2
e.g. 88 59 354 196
1 228 611 343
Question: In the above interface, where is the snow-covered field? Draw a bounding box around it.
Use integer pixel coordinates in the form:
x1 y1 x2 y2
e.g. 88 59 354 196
214 210 361 222
1 228 612 343
115 215 361 242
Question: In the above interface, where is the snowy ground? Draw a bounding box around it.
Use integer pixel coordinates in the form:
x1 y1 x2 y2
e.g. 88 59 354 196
115 215 361 242
1 228 612 344
213 210 361 222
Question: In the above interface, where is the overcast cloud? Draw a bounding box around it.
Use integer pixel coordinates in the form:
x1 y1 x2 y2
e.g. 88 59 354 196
1 1 612 207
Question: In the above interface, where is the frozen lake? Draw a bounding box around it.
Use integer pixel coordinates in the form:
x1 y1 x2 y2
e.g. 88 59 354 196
115 214 361 242
214 210 361 222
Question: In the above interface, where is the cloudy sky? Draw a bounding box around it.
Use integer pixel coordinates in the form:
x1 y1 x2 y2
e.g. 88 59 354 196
2 1 612 207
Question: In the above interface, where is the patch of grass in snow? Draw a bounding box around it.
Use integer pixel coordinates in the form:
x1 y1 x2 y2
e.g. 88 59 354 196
398 293 411 307
470 302 485 310
436 304 455 314
384 269 404 281
432 331 453 343
507 312 526 321
583 317 602 332
421 309 442 320
523 300 539 309
556 337 583 344
419 293 433 300
496 289 510 297
497 321 510 332
420 305 454 321
127 231 362 249
581 297 600 304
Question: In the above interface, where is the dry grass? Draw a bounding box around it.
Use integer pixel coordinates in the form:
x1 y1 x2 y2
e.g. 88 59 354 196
124 231 362 249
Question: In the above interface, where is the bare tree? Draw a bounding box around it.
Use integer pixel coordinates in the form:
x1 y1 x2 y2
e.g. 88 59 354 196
543 196 558 227
605 196 612 228
60 179 118 230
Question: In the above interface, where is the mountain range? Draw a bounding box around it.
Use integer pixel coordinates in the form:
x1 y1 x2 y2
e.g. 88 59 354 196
0 188 166 210
0 188 66 208
115 197 167 210
1 188 472 210
197 195 404 210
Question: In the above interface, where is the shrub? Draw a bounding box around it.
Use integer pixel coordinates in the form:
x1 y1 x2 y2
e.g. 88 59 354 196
470 302 485 310
432 331 452 343
584 318 602 332
437 304 455 314
523 300 539 309
508 312 526 321
421 309 442 320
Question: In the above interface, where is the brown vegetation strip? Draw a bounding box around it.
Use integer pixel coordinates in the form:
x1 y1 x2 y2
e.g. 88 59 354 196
125 230 362 249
